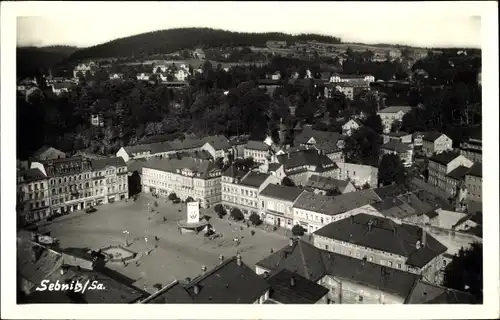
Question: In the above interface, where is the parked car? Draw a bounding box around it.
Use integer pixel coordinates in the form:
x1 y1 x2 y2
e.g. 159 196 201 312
85 207 97 214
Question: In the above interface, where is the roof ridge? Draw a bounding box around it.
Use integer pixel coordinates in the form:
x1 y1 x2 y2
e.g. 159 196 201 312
185 256 238 287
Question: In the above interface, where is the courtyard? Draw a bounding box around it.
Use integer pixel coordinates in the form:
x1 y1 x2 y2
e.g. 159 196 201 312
42 194 290 293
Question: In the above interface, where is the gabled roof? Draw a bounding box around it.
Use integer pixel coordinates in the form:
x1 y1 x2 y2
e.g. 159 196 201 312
245 140 270 151
465 162 482 178
422 131 446 142
202 135 230 150
377 106 412 114
184 256 270 303
266 268 329 304
384 131 410 138
91 157 126 171
405 280 477 304
33 145 65 159
259 184 303 202
17 168 47 182
222 164 249 178
306 175 350 192
314 214 447 268
294 128 343 153
141 280 193 304
267 163 282 172
446 165 470 181
277 149 338 173
240 171 271 188
373 184 410 200
381 140 411 153
429 151 461 166
294 190 380 216
256 240 420 299
126 158 147 173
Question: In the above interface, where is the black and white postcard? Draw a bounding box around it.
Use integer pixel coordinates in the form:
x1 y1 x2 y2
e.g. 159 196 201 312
1 1 498 319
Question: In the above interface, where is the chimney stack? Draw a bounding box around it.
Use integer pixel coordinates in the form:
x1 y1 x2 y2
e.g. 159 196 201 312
290 276 296 287
193 284 200 295
421 229 426 247
289 238 294 247
236 254 242 266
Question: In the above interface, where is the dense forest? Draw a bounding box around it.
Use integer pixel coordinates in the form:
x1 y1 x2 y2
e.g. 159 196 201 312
66 28 342 61
16 46 78 79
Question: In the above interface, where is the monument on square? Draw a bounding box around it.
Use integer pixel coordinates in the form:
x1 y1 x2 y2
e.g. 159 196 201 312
177 200 209 234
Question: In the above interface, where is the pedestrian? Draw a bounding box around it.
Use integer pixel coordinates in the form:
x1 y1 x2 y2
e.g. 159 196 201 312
163 217 167 222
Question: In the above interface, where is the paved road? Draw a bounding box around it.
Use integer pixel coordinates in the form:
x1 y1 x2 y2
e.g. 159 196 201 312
43 194 289 291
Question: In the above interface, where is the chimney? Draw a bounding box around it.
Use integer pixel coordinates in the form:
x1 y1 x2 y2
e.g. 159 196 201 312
236 254 242 266
421 229 427 247
392 228 397 236
350 215 354 224
368 221 372 232
193 284 200 295
289 238 294 247
60 267 67 275
290 276 296 287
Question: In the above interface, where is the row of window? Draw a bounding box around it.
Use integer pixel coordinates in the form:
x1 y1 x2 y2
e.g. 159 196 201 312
222 186 258 198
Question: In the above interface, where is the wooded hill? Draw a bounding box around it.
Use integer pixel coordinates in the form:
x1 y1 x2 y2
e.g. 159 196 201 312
66 28 342 61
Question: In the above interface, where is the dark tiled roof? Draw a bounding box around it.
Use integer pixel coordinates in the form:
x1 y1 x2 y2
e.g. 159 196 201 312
33 145 65 158
294 190 380 216
52 82 72 89
259 184 303 202
267 163 282 172
47 266 146 303
466 200 482 214
314 214 447 268
17 168 46 182
429 151 461 166
381 140 411 153
294 129 342 153
306 175 349 192
465 162 482 178
17 238 63 289
257 240 326 282
222 164 248 178
126 159 147 173
245 140 270 151
405 280 477 304
240 171 271 188
373 184 410 200
143 157 221 180
267 269 329 304
257 240 419 299
184 256 270 303
91 157 126 171
202 135 230 150
446 165 470 181
424 210 439 219
408 178 451 205
384 132 410 138
276 149 338 172
141 280 193 303
422 131 445 142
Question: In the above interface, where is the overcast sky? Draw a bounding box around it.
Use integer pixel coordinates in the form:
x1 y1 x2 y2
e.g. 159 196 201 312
15 2 482 48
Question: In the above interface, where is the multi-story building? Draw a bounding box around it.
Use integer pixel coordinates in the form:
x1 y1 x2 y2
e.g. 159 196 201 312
294 125 345 162
16 168 51 225
140 255 270 304
380 140 413 167
428 152 473 193
459 136 482 163
33 157 95 216
335 162 378 188
377 106 412 133
421 132 453 157
255 240 419 304
258 184 304 229
32 146 66 161
90 157 129 204
382 132 412 145
221 166 280 219
329 73 375 83
141 157 222 208
305 175 356 195
313 214 448 284
444 165 470 202
116 135 230 163
465 163 482 202
244 140 271 164
293 190 381 234
73 62 96 78
272 149 340 187
341 119 363 136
